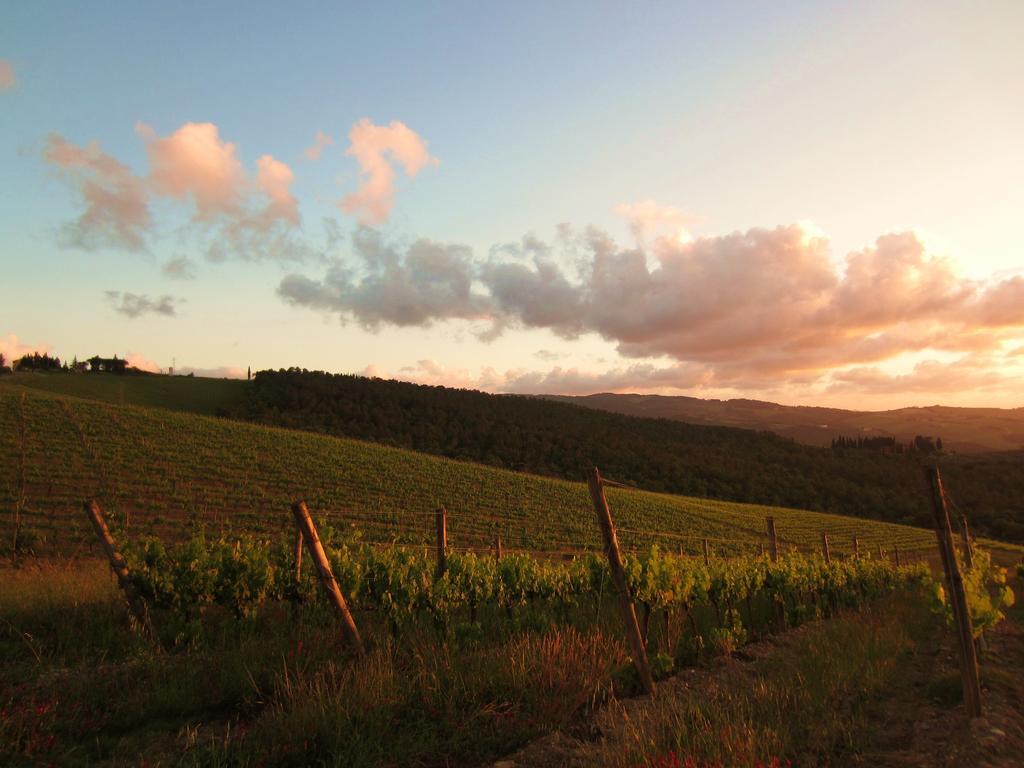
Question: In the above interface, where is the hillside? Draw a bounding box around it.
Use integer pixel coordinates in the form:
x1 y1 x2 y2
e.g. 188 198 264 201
2 371 246 415
545 392 1024 453
227 370 1024 542
0 383 944 559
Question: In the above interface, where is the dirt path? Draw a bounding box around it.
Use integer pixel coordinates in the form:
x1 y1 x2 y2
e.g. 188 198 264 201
847 617 1024 768
490 611 1024 768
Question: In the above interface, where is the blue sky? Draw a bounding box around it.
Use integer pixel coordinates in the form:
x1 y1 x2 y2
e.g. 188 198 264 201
3 1 1023 407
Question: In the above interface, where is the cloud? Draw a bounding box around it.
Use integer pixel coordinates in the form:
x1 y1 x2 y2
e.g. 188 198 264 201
176 365 247 378
45 122 310 261
340 119 438 225
365 359 500 390
828 356 1008 394
162 256 197 280
304 130 333 161
279 227 490 328
137 121 246 218
125 352 161 372
282 222 1024 394
43 134 151 251
0 60 15 91
479 225 1024 387
615 199 698 244
105 291 181 318
0 333 51 361
255 154 299 226
359 359 710 396
534 349 567 362
135 121 306 260
498 362 712 395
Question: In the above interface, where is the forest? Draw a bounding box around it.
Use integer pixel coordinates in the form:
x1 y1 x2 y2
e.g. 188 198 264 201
231 369 1024 543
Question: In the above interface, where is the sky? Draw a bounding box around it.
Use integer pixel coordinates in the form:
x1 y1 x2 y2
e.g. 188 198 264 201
3 1 1024 409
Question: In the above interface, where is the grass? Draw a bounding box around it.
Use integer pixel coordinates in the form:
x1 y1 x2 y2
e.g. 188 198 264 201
582 592 936 767
3 372 246 416
0 383 947 560
1 557 936 767
0 559 637 765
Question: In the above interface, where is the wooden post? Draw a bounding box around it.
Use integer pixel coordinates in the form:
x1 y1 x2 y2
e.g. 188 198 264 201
877 544 884 560
894 545 901 567
821 532 831 564
927 467 982 719
852 535 859 558
959 516 974 570
766 517 779 562
84 500 159 646
294 529 304 584
702 538 710 565
436 506 448 578
677 542 684 557
495 535 502 562
587 467 655 696
291 501 364 656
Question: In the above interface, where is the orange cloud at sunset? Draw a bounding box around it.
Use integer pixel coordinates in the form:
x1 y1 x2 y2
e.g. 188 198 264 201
340 119 438 225
255 155 300 227
43 134 151 251
0 333 51 362
45 121 307 261
303 130 333 161
0 59 15 90
137 121 246 219
283 223 1024 400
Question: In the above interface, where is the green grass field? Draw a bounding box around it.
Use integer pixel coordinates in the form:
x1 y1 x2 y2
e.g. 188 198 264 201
3 371 246 415
0 381 946 559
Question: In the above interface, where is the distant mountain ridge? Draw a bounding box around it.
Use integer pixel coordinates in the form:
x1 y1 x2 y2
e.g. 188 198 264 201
542 393 1024 454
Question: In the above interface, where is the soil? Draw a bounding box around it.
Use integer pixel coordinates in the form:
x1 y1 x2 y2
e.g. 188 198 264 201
846 616 1024 768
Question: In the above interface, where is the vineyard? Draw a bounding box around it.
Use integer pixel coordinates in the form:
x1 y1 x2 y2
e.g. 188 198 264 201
121 526 936 642
0 384 948 561
1 382 1021 766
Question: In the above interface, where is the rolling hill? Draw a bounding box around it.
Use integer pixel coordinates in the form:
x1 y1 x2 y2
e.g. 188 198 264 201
7 370 1024 544
0 383 949 560
545 392 1024 454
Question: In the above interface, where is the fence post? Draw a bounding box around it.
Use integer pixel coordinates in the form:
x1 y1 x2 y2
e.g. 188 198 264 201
766 517 779 562
959 516 974 570
927 467 982 719
291 501 364 656
702 538 711 565
436 506 448 578
495 535 502 562
294 529 304 584
894 545 901 567
821 533 831 564
587 467 655 696
852 535 859 558
877 544 884 560
83 500 160 646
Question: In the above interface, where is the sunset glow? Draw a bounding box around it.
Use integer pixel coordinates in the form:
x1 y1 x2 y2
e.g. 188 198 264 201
3 2 1023 408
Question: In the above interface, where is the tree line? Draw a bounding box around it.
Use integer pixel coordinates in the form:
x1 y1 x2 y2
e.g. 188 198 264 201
229 369 1024 544
0 352 142 374
830 435 943 453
